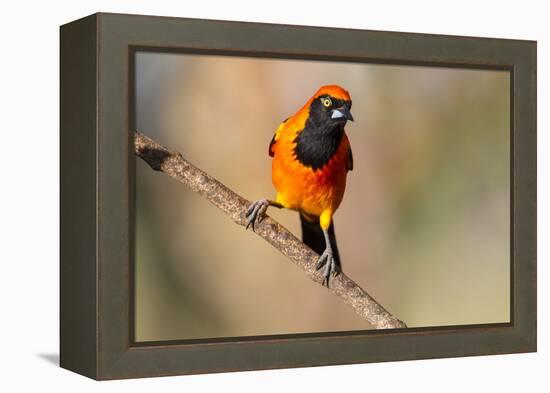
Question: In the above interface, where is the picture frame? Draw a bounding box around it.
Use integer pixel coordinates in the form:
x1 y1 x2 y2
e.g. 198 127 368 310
60 12 536 380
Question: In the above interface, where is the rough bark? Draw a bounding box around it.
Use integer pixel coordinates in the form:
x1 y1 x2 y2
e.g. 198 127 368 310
134 131 407 329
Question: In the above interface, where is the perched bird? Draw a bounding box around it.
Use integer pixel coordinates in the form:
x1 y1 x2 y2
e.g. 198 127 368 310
246 85 354 286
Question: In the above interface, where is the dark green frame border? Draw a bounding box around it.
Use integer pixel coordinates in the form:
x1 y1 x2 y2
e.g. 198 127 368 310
60 12 536 380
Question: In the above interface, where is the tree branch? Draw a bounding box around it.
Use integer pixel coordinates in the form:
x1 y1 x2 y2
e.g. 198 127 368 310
134 131 407 329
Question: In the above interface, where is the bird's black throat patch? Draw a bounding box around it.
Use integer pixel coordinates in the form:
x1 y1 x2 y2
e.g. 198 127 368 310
293 124 344 170
293 98 346 170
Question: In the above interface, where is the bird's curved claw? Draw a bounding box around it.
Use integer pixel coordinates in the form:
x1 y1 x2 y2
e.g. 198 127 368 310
316 248 341 287
245 199 269 231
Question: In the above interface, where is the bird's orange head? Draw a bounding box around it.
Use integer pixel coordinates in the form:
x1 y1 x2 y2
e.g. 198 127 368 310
313 85 352 102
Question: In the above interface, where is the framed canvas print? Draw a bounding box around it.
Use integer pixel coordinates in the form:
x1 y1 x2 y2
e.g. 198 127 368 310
60 13 536 380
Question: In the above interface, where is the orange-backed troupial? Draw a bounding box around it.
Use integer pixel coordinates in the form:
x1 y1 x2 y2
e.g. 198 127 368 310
246 85 354 286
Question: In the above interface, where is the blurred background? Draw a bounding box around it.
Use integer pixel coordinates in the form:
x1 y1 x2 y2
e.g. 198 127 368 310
134 52 510 342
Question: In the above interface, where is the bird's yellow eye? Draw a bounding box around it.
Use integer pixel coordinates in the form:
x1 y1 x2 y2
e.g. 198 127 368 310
321 97 332 107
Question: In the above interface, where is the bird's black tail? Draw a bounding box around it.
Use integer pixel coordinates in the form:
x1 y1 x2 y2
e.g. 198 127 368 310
300 214 341 268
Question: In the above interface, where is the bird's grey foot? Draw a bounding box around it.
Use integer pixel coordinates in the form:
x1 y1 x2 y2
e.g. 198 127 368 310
245 199 269 231
316 248 341 287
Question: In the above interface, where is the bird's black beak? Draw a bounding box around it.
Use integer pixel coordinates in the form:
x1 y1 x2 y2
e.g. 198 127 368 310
331 105 354 122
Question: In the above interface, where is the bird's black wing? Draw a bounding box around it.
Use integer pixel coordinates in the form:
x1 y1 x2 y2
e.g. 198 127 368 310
347 146 353 171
